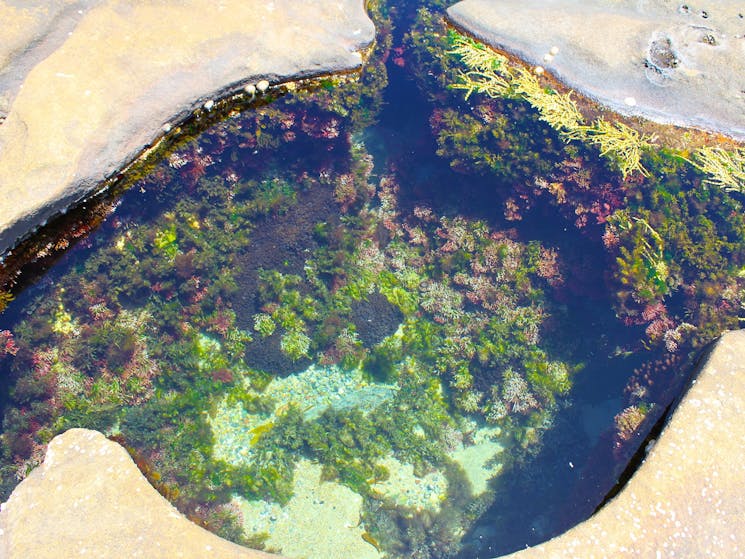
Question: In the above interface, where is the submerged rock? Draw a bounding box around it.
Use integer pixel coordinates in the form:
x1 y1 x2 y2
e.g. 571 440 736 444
0 0 375 254
236 459 380 559
211 364 397 467
447 0 745 139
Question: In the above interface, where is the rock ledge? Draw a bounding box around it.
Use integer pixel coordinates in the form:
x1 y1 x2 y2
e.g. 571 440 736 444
447 0 745 140
0 0 374 255
0 428 282 558
2 330 744 557
507 329 745 558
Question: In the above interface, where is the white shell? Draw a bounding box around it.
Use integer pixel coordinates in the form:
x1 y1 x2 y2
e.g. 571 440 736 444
549 46 560 56
256 79 270 93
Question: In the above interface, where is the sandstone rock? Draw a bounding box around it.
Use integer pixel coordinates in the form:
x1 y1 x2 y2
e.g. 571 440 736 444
506 329 745 558
0 0 374 254
447 0 745 140
0 428 283 558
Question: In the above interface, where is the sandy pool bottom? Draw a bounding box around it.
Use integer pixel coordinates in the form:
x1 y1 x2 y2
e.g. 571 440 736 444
235 425 504 558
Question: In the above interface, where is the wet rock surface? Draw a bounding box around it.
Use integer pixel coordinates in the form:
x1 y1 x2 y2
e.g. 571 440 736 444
504 329 745 558
0 0 374 254
447 0 745 140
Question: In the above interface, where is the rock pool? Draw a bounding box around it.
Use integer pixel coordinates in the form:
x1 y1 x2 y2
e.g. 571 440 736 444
1 2 744 558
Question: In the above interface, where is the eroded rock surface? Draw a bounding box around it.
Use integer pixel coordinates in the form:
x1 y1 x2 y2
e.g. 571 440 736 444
0 428 283 558
447 0 745 140
506 329 745 558
0 0 374 254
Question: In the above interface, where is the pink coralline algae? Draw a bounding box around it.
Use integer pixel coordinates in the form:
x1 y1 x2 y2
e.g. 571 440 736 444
614 405 648 443
1 330 18 357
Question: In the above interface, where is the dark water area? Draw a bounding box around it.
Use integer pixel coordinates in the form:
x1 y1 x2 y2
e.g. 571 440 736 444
388 32 649 477
1 2 744 558
371 58 660 558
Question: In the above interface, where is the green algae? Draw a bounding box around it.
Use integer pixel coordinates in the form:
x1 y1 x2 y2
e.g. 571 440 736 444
1 1 745 558
0 114 578 554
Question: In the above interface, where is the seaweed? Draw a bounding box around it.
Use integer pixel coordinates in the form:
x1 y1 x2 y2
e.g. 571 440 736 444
1 2 744 558
447 30 657 178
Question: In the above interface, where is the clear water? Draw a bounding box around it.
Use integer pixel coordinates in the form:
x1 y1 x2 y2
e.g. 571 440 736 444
1 3 744 558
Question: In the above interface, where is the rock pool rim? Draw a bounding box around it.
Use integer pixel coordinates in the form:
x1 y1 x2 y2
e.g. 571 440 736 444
1 3 740 556
0 67 371 302
592 333 716 512
446 0 745 143
0 331 736 559
0 0 378 265
444 18 745 152
5 16 744 304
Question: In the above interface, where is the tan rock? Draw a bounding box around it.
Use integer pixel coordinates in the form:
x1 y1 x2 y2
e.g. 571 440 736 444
447 0 745 140
0 0 374 254
0 428 283 558
506 329 745 558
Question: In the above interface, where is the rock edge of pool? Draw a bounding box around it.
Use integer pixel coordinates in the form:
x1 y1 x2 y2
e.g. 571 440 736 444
447 0 745 141
2 0 745 557
0 0 375 256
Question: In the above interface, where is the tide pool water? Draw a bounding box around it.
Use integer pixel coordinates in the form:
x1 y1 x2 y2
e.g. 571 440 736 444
1 2 743 558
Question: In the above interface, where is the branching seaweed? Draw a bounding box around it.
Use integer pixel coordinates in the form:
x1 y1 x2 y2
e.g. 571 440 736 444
448 31 657 178
579 120 657 178
612 212 669 299
449 32 745 192
450 69 512 100
448 33 513 100
690 146 745 193
447 32 509 73
513 68 585 141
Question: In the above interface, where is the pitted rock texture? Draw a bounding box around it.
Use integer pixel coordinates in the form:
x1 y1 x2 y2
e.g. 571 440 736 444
0 428 284 558
447 0 745 140
506 329 745 558
0 0 374 254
